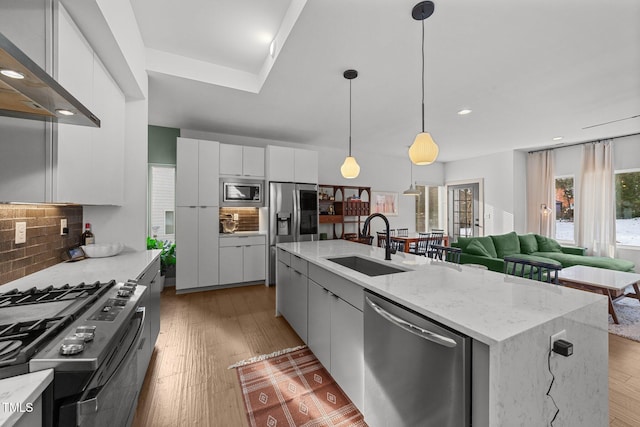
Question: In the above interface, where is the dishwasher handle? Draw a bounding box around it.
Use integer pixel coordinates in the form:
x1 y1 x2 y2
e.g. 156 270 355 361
366 297 457 348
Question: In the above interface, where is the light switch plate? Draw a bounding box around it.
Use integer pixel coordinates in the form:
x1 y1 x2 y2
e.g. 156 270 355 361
15 222 26 244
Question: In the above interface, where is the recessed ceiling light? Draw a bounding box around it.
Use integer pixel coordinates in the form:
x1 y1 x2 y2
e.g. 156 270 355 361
457 109 472 115
269 39 277 58
1 69 25 79
56 109 75 116
552 136 563 141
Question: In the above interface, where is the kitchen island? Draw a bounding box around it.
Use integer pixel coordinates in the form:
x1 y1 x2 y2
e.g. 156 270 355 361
276 240 608 427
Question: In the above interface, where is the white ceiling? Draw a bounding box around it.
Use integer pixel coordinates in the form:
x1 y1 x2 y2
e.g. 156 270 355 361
131 0 640 162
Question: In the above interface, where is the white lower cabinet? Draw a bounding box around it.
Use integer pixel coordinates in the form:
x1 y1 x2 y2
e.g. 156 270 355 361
218 236 266 285
307 278 364 412
276 252 308 343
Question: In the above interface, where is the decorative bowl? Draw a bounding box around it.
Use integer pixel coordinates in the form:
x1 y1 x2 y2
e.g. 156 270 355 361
81 243 124 258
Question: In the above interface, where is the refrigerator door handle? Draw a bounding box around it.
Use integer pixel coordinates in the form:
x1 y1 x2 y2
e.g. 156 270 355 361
293 186 299 240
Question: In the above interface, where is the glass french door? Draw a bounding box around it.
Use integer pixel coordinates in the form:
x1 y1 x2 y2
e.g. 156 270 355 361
447 182 481 242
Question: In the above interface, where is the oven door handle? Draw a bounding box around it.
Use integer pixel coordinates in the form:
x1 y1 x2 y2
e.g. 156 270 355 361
77 307 146 416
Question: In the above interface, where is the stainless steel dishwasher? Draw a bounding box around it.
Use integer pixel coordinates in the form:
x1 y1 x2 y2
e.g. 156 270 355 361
364 290 471 427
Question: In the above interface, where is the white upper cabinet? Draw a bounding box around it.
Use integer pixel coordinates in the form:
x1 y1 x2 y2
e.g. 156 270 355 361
294 148 318 184
267 146 318 183
219 144 265 178
55 5 125 205
176 137 219 206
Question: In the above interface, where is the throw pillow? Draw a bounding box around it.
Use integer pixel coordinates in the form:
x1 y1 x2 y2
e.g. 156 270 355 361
491 231 521 259
465 239 492 257
535 235 563 253
518 234 539 254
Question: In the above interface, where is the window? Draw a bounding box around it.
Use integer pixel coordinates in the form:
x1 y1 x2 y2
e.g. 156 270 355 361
555 176 574 241
615 170 640 246
149 165 176 242
416 185 445 232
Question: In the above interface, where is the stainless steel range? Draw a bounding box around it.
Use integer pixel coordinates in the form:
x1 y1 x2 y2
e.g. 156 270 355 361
0 279 148 427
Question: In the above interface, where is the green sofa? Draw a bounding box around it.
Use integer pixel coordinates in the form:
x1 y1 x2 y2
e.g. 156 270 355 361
451 232 635 273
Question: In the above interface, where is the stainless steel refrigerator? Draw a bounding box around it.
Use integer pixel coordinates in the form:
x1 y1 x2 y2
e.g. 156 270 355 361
269 182 318 284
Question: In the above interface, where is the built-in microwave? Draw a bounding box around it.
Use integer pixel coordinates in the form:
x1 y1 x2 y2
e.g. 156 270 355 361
220 178 264 206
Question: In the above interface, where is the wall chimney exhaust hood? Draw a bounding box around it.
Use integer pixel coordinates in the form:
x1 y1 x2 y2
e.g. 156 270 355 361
0 32 100 127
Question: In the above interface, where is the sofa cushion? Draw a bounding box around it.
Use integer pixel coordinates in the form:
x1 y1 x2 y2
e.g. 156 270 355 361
457 236 498 258
533 252 636 272
491 231 521 259
465 239 492 257
535 235 563 253
518 234 539 254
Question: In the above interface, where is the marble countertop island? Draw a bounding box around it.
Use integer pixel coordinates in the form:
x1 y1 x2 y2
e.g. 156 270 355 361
277 240 609 426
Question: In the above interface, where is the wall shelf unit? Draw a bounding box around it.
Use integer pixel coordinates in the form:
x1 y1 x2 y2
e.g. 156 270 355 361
319 185 371 239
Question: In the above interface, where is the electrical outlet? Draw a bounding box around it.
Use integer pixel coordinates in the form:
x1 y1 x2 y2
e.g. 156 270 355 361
550 330 566 352
233 213 239 221
60 218 68 235
15 222 26 244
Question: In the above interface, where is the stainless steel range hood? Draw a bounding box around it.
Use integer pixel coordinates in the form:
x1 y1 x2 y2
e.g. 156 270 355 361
0 32 100 127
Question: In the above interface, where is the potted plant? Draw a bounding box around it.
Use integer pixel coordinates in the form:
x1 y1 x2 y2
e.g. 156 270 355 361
146 236 176 279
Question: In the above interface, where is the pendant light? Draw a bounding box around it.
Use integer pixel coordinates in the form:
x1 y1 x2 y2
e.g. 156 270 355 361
408 1 439 165
403 155 421 196
340 69 360 179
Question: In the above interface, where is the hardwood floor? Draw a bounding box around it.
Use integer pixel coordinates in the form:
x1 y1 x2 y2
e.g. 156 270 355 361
134 285 640 427
132 284 303 427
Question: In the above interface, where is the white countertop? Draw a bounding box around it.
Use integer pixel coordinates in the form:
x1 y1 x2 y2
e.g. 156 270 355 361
277 240 605 345
0 250 161 292
0 369 53 427
219 231 266 237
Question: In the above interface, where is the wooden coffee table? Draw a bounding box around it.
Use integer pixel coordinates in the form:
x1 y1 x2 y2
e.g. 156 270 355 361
558 265 640 324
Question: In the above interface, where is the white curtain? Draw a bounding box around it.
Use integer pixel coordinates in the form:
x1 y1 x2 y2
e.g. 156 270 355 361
576 140 616 257
526 150 555 236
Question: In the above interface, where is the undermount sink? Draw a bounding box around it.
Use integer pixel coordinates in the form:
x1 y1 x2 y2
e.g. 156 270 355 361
327 256 410 276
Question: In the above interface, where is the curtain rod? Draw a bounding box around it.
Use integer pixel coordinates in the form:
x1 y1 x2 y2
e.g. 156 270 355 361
527 131 640 154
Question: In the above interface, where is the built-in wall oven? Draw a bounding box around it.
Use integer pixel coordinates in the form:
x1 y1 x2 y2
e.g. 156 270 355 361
220 178 264 207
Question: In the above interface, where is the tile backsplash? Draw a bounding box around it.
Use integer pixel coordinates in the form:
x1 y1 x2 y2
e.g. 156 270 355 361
219 207 260 232
0 205 82 285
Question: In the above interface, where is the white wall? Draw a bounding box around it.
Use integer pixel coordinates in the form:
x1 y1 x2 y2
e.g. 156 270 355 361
444 150 526 236
180 129 445 234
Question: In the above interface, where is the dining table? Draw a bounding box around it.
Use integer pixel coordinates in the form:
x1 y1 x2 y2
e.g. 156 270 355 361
383 233 450 253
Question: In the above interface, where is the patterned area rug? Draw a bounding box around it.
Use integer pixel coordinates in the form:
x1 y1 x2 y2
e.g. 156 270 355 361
609 297 640 342
231 346 367 427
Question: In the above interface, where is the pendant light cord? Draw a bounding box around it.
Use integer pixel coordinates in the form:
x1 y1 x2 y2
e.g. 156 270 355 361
349 78 352 156
421 17 425 133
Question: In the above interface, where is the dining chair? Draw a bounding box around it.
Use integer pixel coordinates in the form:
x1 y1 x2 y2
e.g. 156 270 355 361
356 235 374 245
390 238 404 252
396 228 409 237
410 232 430 256
376 232 387 248
425 231 444 258
428 245 462 264
503 256 562 284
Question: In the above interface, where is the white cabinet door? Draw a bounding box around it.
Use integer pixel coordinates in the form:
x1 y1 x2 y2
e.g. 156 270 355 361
176 138 199 206
307 280 331 370
219 144 243 176
198 140 220 206
176 207 199 290
242 146 265 177
219 246 243 285
294 149 318 184
276 260 291 318
267 146 294 182
244 244 266 282
330 297 364 411
198 207 219 288
288 267 308 343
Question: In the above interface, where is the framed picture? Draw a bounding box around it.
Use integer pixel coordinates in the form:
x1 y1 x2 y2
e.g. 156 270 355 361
371 191 399 216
